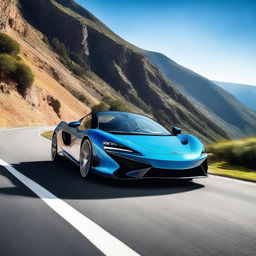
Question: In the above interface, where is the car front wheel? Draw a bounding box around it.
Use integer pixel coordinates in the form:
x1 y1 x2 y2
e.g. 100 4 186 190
80 140 92 178
51 133 61 161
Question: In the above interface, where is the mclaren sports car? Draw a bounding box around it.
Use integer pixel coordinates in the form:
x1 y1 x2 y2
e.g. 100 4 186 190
51 111 208 179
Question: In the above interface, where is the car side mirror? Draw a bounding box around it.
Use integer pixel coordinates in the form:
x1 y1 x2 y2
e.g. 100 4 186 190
68 121 81 127
172 126 181 136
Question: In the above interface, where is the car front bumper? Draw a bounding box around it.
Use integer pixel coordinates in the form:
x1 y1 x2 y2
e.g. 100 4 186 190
106 152 208 179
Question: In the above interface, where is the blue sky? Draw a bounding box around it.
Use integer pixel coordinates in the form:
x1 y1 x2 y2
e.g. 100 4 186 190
76 0 256 85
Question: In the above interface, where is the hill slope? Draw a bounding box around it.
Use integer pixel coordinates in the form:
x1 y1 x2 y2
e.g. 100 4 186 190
0 0 139 127
1 0 256 143
16 0 233 143
214 81 256 111
144 50 256 137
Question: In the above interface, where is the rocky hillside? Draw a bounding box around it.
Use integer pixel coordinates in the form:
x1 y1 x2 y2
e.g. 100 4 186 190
214 81 256 111
16 0 233 143
144 51 256 137
0 0 138 127
1 0 255 143
0 0 83 126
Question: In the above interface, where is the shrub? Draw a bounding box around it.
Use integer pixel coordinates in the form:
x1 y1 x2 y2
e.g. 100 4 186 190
109 99 129 111
70 51 89 71
51 69 60 81
50 38 88 77
91 97 131 113
47 95 61 117
67 87 91 106
10 62 34 94
51 37 69 61
91 102 109 112
0 54 16 78
0 33 20 56
103 97 130 112
66 60 85 76
207 137 256 169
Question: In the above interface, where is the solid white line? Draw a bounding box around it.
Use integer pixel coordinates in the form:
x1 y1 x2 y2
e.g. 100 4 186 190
0 159 140 256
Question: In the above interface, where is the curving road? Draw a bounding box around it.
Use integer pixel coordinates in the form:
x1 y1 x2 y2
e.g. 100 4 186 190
0 127 255 256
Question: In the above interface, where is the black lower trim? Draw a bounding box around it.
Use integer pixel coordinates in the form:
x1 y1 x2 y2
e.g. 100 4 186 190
109 153 150 178
109 152 208 179
144 159 208 178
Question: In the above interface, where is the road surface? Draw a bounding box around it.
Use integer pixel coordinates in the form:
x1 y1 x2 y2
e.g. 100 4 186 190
0 127 255 256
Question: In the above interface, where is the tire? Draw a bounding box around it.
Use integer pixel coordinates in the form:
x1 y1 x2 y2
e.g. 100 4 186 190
51 133 61 162
79 139 92 178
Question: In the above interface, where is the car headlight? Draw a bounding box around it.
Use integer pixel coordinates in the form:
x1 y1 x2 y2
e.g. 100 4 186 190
103 141 140 154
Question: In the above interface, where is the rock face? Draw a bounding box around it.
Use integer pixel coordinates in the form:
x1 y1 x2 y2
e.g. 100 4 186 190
0 0 27 34
0 0 92 126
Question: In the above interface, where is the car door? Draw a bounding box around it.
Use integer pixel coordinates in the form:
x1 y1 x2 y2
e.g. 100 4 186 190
69 114 92 162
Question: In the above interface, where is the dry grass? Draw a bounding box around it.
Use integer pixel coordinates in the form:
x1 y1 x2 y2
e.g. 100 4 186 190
209 161 256 182
41 130 53 140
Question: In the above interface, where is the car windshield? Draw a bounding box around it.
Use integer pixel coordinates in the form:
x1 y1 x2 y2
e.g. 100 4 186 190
96 112 171 135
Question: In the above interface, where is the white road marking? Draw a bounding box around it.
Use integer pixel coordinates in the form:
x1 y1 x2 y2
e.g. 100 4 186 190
0 158 140 256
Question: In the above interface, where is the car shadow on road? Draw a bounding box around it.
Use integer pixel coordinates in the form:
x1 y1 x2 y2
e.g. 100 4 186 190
1 159 205 199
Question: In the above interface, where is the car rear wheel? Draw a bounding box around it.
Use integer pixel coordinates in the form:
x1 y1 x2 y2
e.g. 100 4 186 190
51 133 61 161
80 140 92 178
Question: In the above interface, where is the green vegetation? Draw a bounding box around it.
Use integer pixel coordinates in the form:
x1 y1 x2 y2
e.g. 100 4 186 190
92 97 130 112
51 37 69 61
209 161 256 182
41 130 54 140
0 33 34 95
60 83 91 106
91 102 109 112
10 62 34 94
0 33 20 56
0 54 16 78
50 37 88 76
107 99 130 112
207 137 256 169
51 69 60 81
207 137 256 182
65 60 85 76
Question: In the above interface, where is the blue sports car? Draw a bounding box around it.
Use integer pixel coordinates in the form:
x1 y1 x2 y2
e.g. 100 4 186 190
51 111 208 179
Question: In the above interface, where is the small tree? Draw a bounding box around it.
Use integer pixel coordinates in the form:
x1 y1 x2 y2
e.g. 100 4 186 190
51 37 69 61
0 54 16 78
0 33 20 56
91 102 109 112
10 62 34 94
108 99 130 112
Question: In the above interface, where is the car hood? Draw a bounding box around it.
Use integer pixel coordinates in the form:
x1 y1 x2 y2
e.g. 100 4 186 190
114 134 203 156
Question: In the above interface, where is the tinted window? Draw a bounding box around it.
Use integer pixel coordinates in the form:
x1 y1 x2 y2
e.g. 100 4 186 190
97 112 171 135
79 114 92 131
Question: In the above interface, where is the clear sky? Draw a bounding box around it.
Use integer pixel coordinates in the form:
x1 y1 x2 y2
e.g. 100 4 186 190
76 0 256 85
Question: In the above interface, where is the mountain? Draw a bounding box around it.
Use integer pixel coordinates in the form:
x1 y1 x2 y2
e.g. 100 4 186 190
0 0 137 127
144 51 256 137
1 0 256 143
213 81 256 111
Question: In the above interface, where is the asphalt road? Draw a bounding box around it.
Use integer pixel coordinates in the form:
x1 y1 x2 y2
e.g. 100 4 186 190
0 127 255 256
